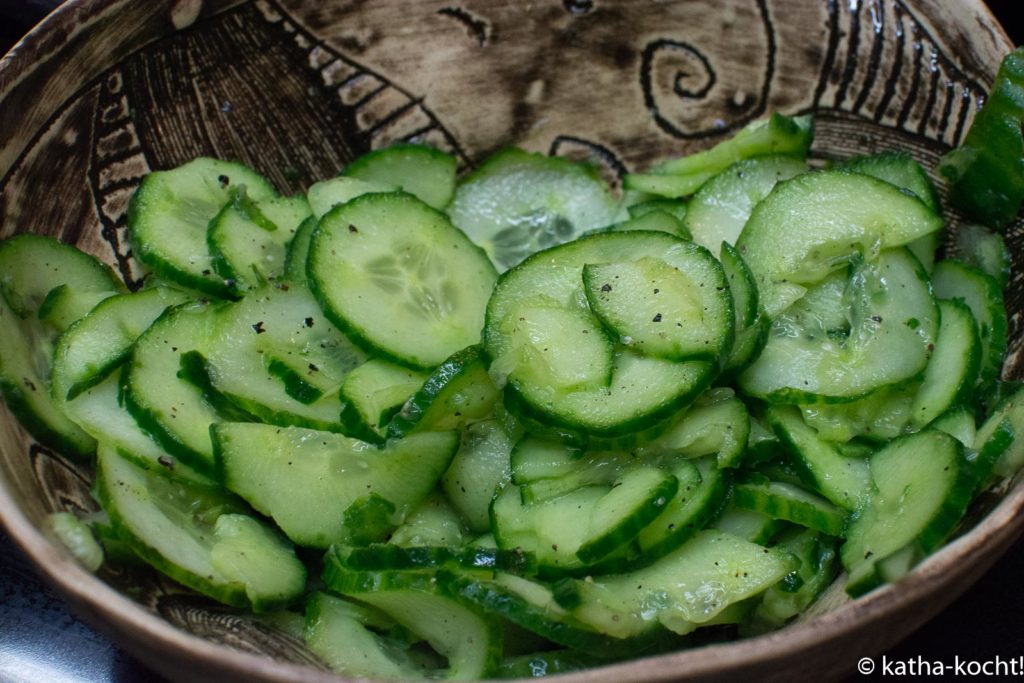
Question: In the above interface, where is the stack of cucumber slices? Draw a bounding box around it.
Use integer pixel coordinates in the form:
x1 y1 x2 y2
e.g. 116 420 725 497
3 69 1024 677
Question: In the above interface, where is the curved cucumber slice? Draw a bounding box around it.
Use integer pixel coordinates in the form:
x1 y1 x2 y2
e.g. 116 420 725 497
342 143 457 211
582 251 732 363
485 232 717 439
841 430 972 597
931 259 1007 389
321 563 503 680
208 192 311 293
97 444 305 611
309 191 497 370
638 392 750 469
739 249 938 403
51 287 189 402
567 530 797 638
387 345 499 439
733 480 848 536
683 155 807 254
449 148 619 271
909 299 982 429
339 359 429 444
736 169 943 317
0 234 122 321
213 422 458 548
203 284 365 430
127 158 277 296
442 416 519 533
124 301 226 475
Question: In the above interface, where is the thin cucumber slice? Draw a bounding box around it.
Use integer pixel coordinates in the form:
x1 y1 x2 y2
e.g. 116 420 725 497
338 359 429 444
798 385 916 443
0 295 95 457
443 571 667 658
736 170 943 317
306 176 396 219
909 298 982 429
683 155 807 254
719 243 769 375
448 148 620 271
63 372 213 485
124 301 227 475
712 505 785 545
974 385 1024 478
283 216 317 285
213 422 458 548
333 544 535 574
208 192 311 293
485 231 717 440
581 250 733 363
630 456 728 562
931 406 977 448
48 512 104 572
304 591 433 680
638 392 750 468
566 530 797 638
387 491 468 548
51 287 189 402
954 223 1011 289
309 191 497 370
841 430 972 597
627 198 688 223
733 480 848 536
0 234 122 321
739 248 938 403
202 284 365 430
96 443 305 612
575 466 678 563
607 210 691 240
766 405 870 511
442 416 519 533
931 259 1007 388
751 528 838 628
321 563 503 680
37 284 120 333
342 143 457 210
838 151 941 213
127 158 277 297
387 345 500 439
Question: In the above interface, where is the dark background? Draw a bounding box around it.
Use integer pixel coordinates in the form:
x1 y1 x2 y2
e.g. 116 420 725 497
0 2 1021 682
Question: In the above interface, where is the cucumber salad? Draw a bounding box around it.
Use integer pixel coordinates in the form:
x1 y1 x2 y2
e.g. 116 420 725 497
4 47 1024 680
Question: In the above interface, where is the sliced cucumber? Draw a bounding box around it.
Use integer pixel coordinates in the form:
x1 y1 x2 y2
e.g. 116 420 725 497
739 248 938 403
306 176 394 219
321 561 503 680
97 443 305 611
127 158 277 296
581 250 733 364
931 259 1007 388
309 191 497 369
683 155 807 254
213 422 458 548
974 385 1024 478
388 345 500 439
638 392 750 468
954 223 1011 289
607 210 691 240
338 359 429 444
124 301 227 475
485 232 717 440
202 283 364 430
733 480 848 536
909 298 982 429
841 430 972 597
51 287 190 402
838 151 941 213
766 405 870 511
736 169 943 317
387 491 468 548
283 216 317 285
207 191 311 293
566 530 797 638
448 148 619 270
342 143 457 210
442 415 519 532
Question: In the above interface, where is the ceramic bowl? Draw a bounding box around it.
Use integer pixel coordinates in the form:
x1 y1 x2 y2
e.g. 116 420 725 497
0 1 1020 681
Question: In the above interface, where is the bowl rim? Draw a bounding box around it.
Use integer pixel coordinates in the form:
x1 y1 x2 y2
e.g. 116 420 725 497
0 0 1020 680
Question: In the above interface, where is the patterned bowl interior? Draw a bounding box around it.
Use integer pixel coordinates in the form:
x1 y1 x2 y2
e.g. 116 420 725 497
0 0 1019 679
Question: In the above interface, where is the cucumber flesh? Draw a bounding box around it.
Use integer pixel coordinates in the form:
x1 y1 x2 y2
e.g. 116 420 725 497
342 143 457 211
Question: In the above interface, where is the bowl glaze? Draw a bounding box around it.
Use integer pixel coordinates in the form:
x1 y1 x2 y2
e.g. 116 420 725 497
0 1 1020 681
